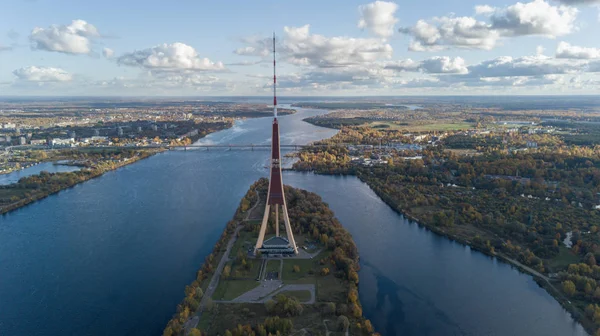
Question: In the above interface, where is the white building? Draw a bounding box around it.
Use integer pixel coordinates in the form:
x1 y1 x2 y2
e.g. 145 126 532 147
51 138 75 147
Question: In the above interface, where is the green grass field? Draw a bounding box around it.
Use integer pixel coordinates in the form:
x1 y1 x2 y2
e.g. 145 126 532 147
281 290 312 302
282 258 317 282
212 279 259 301
547 246 580 272
368 121 474 132
265 260 281 275
231 259 261 279
317 274 348 303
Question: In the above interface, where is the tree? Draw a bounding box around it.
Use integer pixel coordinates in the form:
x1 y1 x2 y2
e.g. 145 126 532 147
265 299 276 314
223 265 231 278
562 280 577 297
586 282 594 296
323 302 336 315
224 330 233 336
320 267 330 276
337 315 350 332
195 287 204 300
585 252 597 267
293 265 300 273
189 329 202 336
363 319 374 333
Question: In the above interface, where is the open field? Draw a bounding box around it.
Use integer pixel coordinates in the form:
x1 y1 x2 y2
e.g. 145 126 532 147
212 279 259 301
546 246 580 272
369 121 475 131
280 290 312 303
282 258 318 282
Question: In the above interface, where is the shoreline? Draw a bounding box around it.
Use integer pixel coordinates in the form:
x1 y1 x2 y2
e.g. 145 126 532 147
288 168 594 335
163 179 377 335
0 120 242 216
0 149 164 215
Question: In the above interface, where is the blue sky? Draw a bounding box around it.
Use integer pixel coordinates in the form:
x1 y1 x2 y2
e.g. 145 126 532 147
1 0 600 95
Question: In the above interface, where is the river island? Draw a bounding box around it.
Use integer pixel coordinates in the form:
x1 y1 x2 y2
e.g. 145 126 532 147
163 178 377 336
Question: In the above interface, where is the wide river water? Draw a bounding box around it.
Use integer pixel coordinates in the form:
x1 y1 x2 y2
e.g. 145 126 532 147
0 105 587 335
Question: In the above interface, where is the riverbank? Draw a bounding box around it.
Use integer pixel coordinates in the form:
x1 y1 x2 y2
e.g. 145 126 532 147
353 172 597 335
288 166 595 335
0 149 163 215
163 178 378 336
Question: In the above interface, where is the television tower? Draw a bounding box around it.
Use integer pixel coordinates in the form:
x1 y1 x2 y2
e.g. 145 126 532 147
254 34 298 255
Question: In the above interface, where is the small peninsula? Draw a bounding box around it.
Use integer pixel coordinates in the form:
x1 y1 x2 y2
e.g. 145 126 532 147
163 178 377 336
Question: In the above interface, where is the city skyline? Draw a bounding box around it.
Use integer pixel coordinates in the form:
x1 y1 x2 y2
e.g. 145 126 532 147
2 0 600 96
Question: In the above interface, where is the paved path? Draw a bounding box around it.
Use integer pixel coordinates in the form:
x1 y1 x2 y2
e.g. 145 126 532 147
244 190 261 221
262 284 316 304
227 283 316 304
185 224 242 333
184 191 261 334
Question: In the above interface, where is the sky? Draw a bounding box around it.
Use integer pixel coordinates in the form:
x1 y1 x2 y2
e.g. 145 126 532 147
1 0 600 96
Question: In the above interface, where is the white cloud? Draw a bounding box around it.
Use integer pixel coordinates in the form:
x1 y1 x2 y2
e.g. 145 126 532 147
283 25 393 67
358 1 399 38
421 56 469 74
29 19 100 54
102 47 114 58
399 17 499 51
399 0 578 51
385 56 468 73
117 43 225 71
556 41 600 59
234 46 270 57
466 55 587 77
236 25 393 68
475 5 496 15
555 0 600 4
13 66 73 82
489 0 577 37
536 45 545 55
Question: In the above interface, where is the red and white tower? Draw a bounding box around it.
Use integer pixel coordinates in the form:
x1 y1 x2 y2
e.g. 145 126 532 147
254 34 298 255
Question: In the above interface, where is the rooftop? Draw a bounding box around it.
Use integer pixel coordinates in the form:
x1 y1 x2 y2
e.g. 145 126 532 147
263 236 290 247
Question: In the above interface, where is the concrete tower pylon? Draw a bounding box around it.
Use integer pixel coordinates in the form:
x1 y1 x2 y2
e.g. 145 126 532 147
254 33 298 255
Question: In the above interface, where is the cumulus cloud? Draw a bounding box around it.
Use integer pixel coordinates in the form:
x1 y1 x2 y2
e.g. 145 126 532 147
536 45 546 55
385 56 468 74
13 66 73 82
466 55 586 77
399 16 499 51
235 25 393 68
256 63 399 92
29 19 100 54
234 46 270 57
556 41 600 59
117 43 225 71
555 0 600 4
399 0 578 51
358 1 399 38
102 47 114 58
489 0 577 37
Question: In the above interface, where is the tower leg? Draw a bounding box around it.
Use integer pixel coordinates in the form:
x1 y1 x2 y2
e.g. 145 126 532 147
282 203 299 254
275 205 279 237
255 204 271 254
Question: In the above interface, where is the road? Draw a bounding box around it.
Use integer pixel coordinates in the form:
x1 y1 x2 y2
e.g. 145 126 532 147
184 223 243 334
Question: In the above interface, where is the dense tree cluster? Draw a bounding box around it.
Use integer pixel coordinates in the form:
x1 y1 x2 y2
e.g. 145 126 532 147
293 124 600 334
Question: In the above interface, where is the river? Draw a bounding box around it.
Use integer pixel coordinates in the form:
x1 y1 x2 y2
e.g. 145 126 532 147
0 162 81 186
0 104 587 336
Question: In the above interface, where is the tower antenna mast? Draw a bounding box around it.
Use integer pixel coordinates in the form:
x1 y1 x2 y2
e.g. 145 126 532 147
273 33 277 118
